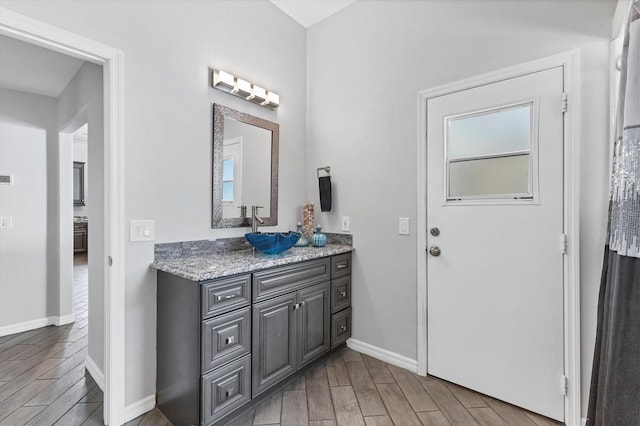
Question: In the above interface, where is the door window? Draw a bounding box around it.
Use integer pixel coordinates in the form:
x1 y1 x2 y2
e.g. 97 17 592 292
445 102 536 202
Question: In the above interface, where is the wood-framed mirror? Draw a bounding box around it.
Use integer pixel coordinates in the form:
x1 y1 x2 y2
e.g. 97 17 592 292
212 103 279 228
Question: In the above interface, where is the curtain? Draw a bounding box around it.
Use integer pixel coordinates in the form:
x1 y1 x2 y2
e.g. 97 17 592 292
586 3 640 425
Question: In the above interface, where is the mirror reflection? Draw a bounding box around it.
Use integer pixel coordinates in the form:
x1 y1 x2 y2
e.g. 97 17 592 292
212 104 279 228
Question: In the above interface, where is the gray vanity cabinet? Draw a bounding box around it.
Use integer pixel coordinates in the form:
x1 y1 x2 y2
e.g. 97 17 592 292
252 280 330 397
156 251 352 425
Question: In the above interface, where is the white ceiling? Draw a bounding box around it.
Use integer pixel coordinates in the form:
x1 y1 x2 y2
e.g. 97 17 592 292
0 35 84 98
270 0 356 28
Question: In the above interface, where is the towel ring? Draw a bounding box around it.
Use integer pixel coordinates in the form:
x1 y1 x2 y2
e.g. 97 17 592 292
317 166 331 179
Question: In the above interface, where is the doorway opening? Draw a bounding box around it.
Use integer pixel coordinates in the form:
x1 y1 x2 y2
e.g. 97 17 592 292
0 7 125 424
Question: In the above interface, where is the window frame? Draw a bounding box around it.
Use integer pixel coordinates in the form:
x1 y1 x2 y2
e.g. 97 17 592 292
443 99 540 205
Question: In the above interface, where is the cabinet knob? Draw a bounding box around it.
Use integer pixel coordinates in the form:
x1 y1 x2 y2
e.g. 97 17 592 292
225 336 235 345
339 291 347 297
340 325 347 332
225 389 234 398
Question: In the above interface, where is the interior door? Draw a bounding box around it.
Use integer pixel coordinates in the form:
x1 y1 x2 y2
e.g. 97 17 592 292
426 67 565 421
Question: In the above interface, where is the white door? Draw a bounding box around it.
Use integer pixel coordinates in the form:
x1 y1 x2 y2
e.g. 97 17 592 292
426 67 565 421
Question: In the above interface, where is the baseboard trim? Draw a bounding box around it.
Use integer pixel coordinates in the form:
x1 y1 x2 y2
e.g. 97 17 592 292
54 313 75 326
0 314 75 337
581 417 587 426
84 359 156 423
347 338 418 373
124 394 156 423
85 355 105 391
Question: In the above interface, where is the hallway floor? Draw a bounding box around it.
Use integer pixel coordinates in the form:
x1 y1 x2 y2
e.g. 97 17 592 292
0 254 562 425
0 253 168 426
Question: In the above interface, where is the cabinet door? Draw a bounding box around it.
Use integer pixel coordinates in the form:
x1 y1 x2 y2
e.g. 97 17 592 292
298 282 330 368
252 293 296 397
73 232 84 252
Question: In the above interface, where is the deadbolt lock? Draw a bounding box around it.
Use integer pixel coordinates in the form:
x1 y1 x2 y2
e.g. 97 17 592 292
430 227 440 236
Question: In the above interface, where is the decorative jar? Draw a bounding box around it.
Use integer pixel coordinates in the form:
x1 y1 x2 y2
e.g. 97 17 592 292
310 225 327 247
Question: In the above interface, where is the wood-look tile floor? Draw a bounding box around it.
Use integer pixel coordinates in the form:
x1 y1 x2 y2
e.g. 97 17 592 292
0 253 168 426
0 254 562 425
224 347 563 426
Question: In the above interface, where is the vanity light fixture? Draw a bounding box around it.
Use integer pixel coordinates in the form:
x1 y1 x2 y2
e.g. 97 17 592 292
212 69 235 91
250 85 267 103
234 78 252 98
211 69 280 110
262 92 280 109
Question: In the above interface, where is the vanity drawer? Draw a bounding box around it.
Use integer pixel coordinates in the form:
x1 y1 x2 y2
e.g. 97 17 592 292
331 276 351 314
202 307 251 374
331 307 352 349
201 354 251 425
331 253 352 278
202 275 251 319
253 258 330 302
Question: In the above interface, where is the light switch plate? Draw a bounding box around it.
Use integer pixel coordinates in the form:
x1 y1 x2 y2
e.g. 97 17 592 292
399 217 410 235
341 216 350 232
130 220 155 242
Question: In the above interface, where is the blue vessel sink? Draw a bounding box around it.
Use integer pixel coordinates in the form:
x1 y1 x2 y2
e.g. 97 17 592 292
245 232 301 254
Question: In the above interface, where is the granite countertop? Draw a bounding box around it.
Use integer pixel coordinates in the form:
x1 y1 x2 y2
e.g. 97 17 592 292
151 244 353 282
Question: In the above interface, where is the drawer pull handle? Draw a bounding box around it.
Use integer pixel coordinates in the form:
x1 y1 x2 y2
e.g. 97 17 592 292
337 264 348 269
225 336 235 345
225 389 234 398
217 293 239 302
340 325 347 332
339 291 347 297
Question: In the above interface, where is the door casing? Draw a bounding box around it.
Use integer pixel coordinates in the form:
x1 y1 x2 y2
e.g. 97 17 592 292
416 51 581 426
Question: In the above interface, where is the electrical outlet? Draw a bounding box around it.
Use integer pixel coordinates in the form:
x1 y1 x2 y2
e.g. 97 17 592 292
0 216 12 229
399 217 410 235
341 216 350 232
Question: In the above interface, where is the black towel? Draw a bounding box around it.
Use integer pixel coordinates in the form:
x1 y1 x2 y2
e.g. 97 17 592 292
319 176 332 212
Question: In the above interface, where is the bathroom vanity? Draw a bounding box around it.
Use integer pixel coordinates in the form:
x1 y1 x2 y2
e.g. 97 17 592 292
153 245 352 425
73 216 88 253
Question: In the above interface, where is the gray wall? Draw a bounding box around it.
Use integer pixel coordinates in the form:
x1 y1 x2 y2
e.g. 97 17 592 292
305 0 612 416
0 88 55 329
0 0 307 406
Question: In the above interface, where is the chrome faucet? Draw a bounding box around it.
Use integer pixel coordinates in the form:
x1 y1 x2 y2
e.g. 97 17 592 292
251 206 264 233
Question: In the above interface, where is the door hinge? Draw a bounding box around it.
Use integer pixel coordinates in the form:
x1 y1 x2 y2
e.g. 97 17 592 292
561 375 568 396
561 234 568 255
108 256 113 266
562 92 568 113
